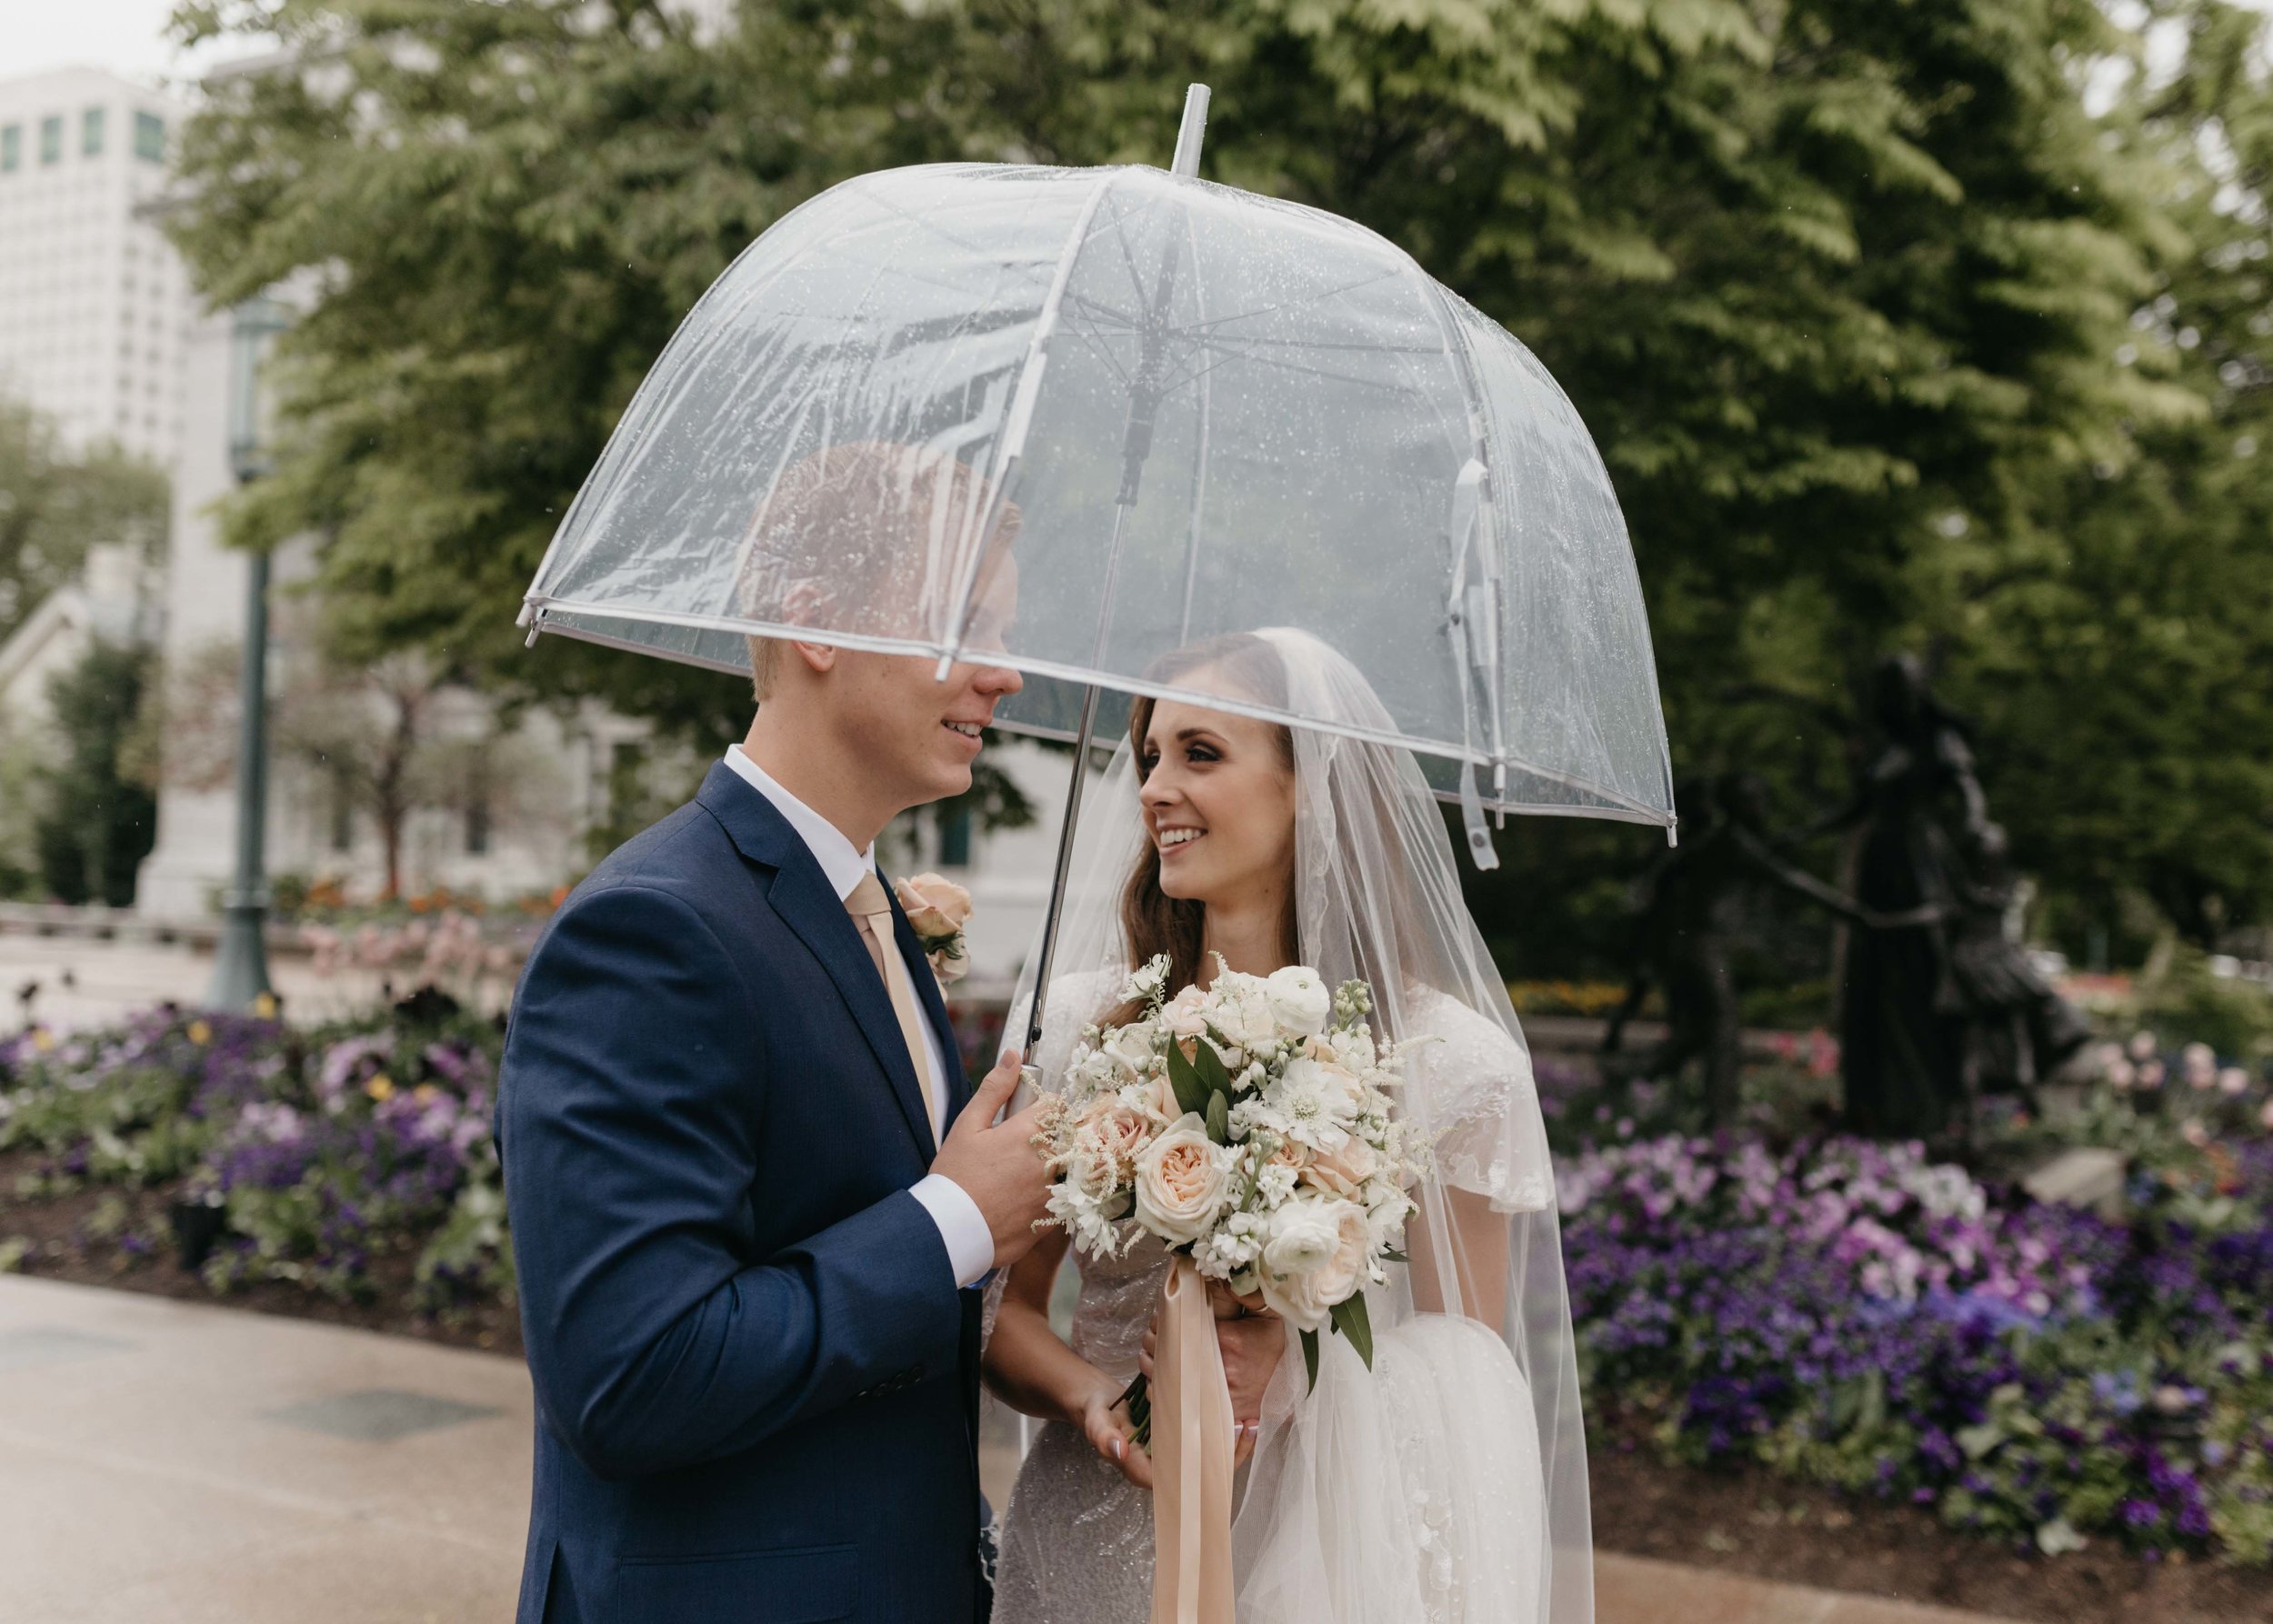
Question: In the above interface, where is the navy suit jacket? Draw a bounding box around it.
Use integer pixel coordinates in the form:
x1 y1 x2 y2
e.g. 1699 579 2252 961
498 762 985 1624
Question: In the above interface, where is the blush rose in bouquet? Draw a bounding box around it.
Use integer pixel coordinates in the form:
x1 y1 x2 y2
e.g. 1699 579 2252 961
1033 953 1428 1439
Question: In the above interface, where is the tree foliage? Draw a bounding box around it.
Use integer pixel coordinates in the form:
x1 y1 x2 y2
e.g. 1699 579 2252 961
165 0 2273 956
0 396 168 646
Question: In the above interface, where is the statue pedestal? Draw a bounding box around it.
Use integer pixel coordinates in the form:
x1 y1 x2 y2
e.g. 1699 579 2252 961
2021 1147 2127 1220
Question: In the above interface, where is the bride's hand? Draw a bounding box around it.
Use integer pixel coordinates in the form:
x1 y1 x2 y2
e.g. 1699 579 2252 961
1077 1375 1154 1490
1138 1284 1284 1466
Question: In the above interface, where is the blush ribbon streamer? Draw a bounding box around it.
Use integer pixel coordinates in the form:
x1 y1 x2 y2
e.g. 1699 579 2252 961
1149 1255 1236 1624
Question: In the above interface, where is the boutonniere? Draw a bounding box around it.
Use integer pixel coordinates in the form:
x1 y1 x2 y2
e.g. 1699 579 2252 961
894 871 974 987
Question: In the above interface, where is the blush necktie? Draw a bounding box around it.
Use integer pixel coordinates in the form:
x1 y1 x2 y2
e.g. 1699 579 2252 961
845 871 942 1148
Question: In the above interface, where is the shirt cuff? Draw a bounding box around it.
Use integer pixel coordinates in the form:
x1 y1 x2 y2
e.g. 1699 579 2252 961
909 1172 995 1288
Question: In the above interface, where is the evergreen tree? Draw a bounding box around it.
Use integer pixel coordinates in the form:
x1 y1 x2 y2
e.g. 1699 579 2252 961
36 642 159 907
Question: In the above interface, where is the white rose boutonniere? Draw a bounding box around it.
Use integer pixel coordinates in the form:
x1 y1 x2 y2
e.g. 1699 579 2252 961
893 871 973 987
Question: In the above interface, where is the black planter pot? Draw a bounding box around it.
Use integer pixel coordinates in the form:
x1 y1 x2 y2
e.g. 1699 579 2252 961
168 1194 228 1272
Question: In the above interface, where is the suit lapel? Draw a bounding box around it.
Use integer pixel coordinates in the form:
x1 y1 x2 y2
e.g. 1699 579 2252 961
697 766 936 1160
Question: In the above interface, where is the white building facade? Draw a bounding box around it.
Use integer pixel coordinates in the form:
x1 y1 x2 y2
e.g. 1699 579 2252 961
0 67 194 467
132 300 629 917
109 37 1066 980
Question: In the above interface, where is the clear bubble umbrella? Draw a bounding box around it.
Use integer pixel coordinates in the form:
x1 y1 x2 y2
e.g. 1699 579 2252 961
520 86 1676 1047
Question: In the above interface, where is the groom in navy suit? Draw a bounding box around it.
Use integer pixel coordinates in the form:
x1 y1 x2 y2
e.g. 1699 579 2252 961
499 443 1049 1624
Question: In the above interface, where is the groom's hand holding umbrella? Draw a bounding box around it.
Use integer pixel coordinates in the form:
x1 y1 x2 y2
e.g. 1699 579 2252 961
931 1048 1055 1268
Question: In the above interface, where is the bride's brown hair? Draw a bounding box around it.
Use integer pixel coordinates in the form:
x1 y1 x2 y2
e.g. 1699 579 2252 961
1102 633 1301 1029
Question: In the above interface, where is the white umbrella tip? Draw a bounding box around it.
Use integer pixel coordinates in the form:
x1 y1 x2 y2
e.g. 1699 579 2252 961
1171 84 1211 177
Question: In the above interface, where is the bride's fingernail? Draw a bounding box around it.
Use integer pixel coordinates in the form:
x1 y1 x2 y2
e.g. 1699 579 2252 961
1110 1439 1125 1460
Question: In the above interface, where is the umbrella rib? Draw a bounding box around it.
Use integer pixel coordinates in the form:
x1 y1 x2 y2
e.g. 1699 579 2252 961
1056 316 1138 386
1166 340 1434 395
1106 199 1148 290
1059 289 1148 332
1168 265 1411 335
1179 334 1446 356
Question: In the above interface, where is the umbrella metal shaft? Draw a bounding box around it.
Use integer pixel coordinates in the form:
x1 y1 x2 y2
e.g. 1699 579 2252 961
1022 493 1142 1058
1021 679 1107 1060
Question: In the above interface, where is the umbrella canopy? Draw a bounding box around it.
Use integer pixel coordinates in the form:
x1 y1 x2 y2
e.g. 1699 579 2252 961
521 132 1675 847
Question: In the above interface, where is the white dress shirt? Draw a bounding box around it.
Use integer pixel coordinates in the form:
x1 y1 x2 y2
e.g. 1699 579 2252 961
721 746 995 1288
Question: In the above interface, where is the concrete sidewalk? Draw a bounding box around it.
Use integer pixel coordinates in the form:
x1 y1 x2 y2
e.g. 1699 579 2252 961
0 1275 2015 1623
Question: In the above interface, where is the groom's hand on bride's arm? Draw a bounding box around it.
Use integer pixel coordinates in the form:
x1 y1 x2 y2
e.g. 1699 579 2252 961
930 1049 1053 1269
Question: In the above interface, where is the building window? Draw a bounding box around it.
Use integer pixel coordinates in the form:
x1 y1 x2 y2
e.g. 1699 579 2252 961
133 112 165 164
82 107 104 156
1 125 18 172
39 116 62 165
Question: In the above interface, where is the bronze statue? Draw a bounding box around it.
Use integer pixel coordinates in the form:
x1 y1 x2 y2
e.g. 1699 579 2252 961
1928 818 2093 1128
1602 773 1877 1125
1800 655 1980 1138
1803 656 2089 1143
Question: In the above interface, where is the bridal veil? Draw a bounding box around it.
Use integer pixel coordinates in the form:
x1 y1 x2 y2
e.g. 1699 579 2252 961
1004 627 1591 1623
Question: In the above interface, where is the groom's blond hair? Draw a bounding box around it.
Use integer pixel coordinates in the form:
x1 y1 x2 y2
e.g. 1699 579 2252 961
736 440 1023 703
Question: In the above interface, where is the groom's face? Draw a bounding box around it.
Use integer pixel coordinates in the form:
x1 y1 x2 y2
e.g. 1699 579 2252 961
826 550 1024 809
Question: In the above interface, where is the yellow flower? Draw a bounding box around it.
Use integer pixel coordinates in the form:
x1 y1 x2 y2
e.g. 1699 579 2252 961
31 1028 55 1053
365 1075 396 1102
252 992 278 1019
411 1084 440 1106
187 1019 212 1046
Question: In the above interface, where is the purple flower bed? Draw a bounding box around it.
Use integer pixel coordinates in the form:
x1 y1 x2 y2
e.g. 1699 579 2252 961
0 1007 509 1311
1559 1129 2273 1562
15 1006 2273 1564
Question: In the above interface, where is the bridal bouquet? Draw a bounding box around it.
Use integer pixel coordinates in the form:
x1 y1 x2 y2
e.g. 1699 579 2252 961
1035 955 1427 1408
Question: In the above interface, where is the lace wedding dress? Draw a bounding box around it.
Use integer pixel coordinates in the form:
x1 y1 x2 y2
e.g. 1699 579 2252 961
987 975 1549 1624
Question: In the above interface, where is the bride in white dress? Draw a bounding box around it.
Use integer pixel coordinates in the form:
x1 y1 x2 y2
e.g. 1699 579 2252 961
982 628 1593 1624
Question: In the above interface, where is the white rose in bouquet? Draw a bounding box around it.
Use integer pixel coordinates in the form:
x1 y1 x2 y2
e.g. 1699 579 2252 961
1134 1114 1230 1244
1160 984 1211 1040
1258 1196 1370 1331
1212 983 1280 1051
1103 1019 1158 1080
1263 966 1332 1036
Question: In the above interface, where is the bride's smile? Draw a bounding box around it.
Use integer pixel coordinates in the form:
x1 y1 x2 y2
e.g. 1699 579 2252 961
1137 694 1296 917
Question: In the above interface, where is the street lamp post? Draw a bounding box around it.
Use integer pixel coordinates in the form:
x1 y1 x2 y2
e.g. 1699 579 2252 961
205 296 290 1012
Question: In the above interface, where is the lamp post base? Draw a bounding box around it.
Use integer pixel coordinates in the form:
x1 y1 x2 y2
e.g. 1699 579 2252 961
206 898 273 1011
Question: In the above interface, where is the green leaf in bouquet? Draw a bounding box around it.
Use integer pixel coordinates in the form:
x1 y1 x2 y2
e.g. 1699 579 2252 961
1300 1327 1320 1393
1204 1090 1229 1144
1329 1290 1374 1371
1164 1040 1211 1118
1191 1037 1235 1099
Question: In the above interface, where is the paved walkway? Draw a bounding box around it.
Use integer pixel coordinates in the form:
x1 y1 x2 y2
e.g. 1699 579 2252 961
0 931 404 1034
0 1276 2016 1623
